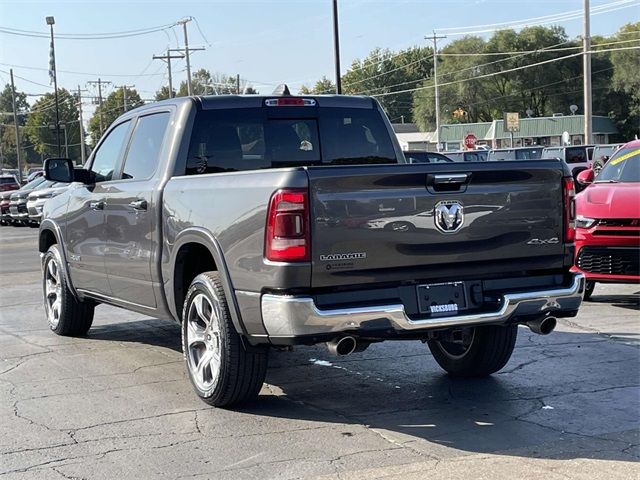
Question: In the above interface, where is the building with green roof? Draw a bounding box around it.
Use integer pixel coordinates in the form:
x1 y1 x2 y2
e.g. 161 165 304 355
396 115 620 151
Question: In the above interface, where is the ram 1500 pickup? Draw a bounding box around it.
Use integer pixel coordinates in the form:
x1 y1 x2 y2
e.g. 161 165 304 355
40 91 585 407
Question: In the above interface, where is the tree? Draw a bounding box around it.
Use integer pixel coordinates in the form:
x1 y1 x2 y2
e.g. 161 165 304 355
0 83 32 168
154 86 175 101
608 22 640 139
24 89 81 161
87 87 143 145
342 46 433 123
176 69 256 96
299 76 335 94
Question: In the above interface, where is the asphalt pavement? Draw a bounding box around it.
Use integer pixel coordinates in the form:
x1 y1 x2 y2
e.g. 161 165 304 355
0 226 638 479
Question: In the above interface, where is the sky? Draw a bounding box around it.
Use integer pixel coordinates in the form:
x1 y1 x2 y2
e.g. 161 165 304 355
0 0 638 118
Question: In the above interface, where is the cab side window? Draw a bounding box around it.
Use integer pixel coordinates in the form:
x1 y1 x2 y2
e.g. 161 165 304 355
121 112 171 180
90 121 131 182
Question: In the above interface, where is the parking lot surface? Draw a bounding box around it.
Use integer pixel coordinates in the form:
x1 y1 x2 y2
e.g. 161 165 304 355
0 227 638 479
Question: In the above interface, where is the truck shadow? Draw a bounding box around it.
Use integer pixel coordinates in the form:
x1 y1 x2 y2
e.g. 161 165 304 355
250 328 639 462
86 319 639 462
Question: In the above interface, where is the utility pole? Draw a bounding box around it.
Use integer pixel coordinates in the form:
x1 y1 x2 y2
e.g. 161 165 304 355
583 0 592 145
332 0 342 94
9 69 23 183
77 85 87 164
177 17 194 95
115 84 135 112
427 32 447 152
236 74 241 95
153 50 184 98
87 79 111 136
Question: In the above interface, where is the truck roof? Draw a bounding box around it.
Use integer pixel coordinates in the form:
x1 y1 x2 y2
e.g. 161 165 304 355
128 93 376 115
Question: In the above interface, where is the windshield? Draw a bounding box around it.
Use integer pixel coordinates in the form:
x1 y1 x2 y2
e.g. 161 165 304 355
593 145 620 160
596 147 639 183
21 176 46 190
185 106 397 174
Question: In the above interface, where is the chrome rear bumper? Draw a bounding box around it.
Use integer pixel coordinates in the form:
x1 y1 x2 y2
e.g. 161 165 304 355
261 273 585 338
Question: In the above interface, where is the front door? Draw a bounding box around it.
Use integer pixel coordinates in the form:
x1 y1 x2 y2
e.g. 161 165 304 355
104 112 171 308
66 120 132 296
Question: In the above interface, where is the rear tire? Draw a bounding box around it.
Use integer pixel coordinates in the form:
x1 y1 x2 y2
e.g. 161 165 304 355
584 281 596 301
42 245 94 336
427 325 517 377
182 272 268 407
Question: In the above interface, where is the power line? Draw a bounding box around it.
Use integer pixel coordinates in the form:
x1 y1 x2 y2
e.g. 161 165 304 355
369 45 640 99
438 0 638 36
0 22 176 40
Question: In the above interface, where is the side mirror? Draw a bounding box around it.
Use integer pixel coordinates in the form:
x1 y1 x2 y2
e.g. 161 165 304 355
44 158 94 184
576 168 595 186
44 158 74 183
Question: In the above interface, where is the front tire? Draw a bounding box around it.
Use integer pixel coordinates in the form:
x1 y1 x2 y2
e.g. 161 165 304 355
583 280 596 301
42 245 94 336
182 272 268 407
427 325 517 377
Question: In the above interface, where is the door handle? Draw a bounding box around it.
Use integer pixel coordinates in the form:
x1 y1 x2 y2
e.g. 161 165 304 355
89 201 105 210
128 199 148 211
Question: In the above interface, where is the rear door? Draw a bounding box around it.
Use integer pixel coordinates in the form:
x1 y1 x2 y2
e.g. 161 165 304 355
104 111 171 308
308 161 567 288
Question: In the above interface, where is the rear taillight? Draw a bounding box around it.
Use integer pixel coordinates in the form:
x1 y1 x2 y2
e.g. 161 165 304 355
563 177 576 242
265 189 310 262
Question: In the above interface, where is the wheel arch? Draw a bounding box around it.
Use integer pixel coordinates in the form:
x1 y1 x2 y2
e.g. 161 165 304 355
38 219 78 298
167 228 246 336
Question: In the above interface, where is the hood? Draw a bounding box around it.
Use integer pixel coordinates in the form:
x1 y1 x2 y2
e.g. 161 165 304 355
28 184 69 200
576 182 640 219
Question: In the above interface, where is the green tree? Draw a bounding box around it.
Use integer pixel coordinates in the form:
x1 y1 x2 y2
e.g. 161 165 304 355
608 22 640 139
0 83 32 168
300 76 335 94
24 89 81 161
342 46 433 123
154 85 175 101
87 87 143 145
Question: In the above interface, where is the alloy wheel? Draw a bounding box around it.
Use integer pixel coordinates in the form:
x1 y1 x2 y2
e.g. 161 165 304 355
185 293 223 392
44 258 62 328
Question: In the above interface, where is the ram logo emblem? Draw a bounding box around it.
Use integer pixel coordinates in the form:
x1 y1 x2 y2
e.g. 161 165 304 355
434 201 464 233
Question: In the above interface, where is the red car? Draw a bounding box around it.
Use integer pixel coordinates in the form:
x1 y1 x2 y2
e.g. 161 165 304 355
573 140 640 300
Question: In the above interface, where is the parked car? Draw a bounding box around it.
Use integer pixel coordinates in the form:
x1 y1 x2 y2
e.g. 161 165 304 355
403 150 453 164
590 143 624 175
0 191 13 225
26 170 44 183
26 182 68 225
40 92 583 407
487 147 544 161
444 150 488 162
0 174 20 192
541 145 595 178
8 177 50 225
573 140 639 300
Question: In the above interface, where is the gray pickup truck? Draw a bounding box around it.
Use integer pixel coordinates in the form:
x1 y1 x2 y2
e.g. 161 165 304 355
41 92 585 407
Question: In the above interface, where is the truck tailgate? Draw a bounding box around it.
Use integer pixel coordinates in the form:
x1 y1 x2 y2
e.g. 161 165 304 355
308 161 569 288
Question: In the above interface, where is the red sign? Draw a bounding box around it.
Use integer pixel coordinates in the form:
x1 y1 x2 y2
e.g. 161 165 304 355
463 133 477 150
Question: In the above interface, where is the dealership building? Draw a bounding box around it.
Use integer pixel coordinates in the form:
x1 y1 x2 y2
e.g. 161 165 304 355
394 114 619 151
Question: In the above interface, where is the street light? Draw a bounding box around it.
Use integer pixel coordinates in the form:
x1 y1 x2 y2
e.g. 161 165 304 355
46 15 61 157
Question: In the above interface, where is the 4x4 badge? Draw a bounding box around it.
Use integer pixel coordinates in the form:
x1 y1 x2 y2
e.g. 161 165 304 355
434 200 464 233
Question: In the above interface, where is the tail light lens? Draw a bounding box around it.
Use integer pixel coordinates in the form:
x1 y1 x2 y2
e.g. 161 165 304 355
265 189 310 262
563 177 576 242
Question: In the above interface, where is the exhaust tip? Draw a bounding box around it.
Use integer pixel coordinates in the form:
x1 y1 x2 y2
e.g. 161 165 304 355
327 336 357 356
539 316 557 335
527 316 557 335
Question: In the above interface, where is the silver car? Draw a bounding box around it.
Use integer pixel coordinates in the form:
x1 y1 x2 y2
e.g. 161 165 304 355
27 183 69 224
